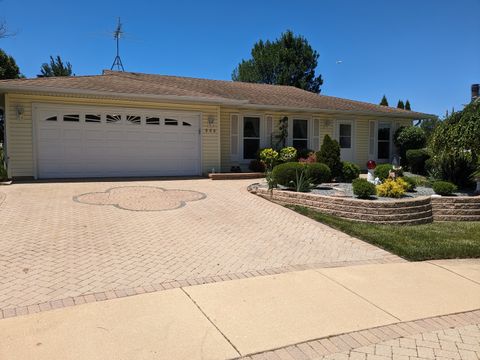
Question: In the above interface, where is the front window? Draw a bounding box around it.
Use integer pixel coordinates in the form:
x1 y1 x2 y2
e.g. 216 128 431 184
292 119 308 151
377 123 391 160
339 124 352 148
243 116 260 159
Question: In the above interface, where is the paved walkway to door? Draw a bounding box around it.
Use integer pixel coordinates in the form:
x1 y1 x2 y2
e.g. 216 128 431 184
0 179 400 317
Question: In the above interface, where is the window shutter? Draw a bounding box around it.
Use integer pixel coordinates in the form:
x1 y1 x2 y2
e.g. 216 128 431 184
368 120 376 159
312 118 320 150
265 115 273 147
230 114 239 161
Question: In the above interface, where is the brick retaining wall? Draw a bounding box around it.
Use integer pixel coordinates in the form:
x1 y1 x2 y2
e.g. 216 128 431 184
249 186 480 225
431 196 480 221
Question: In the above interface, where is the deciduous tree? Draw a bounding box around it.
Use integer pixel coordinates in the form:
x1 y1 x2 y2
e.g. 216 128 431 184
232 30 323 93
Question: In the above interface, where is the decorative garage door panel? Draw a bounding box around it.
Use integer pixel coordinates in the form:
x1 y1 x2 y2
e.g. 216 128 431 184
34 105 201 179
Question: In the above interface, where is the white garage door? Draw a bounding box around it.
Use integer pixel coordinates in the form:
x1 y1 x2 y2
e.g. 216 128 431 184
34 104 201 179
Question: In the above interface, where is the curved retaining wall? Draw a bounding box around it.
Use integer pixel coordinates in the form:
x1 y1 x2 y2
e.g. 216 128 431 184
431 196 480 221
250 186 480 224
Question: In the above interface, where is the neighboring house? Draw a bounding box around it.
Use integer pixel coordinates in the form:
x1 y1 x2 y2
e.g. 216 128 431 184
0 71 435 179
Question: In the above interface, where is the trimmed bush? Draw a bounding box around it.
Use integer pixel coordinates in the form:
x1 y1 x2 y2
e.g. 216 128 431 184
272 162 306 187
376 178 408 198
406 149 430 175
374 163 393 181
402 176 417 192
306 163 331 185
316 135 342 179
248 160 266 173
394 126 427 163
341 161 360 182
432 181 457 196
352 178 376 199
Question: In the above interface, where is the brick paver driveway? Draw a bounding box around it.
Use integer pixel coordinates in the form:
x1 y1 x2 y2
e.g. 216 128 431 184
0 179 400 316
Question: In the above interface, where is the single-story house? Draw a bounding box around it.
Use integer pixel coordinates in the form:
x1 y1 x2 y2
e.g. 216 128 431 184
0 70 435 179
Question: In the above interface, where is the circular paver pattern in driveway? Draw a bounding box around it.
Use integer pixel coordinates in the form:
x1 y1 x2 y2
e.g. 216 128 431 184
74 186 206 211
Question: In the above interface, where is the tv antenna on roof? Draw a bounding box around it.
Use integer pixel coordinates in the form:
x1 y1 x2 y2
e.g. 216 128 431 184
111 18 125 71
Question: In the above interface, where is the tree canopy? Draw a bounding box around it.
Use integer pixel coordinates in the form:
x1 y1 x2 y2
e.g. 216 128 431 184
380 95 389 106
232 30 323 93
430 100 480 159
0 48 21 79
38 56 73 77
405 100 411 111
397 100 405 109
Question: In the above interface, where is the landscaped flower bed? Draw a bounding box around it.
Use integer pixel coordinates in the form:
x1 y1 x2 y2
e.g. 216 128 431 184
249 184 480 224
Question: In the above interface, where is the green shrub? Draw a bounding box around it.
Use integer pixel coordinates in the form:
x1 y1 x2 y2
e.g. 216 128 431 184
259 148 279 170
432 181 458 196
374 164 393 181
394 126 427 163
279 146 297 162
429 152 475 187
406 149 430 175
248 160 266 173
376 178 408 198
341 161 360 182
402 176 417 192
272 162 306 187
306 163 331 185
316 135 342 179
352 178 376 199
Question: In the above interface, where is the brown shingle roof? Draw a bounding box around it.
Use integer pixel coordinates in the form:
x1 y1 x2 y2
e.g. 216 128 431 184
0 70 434 118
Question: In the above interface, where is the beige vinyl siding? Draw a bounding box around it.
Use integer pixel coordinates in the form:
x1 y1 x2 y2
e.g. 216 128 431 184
220 109 413 171
5 93 221 178
355 116 413 169
220 108 335 172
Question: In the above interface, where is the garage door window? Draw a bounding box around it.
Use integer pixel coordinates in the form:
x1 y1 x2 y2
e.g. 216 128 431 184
182 121 192 127
45 116 57 121
165 118 178 126
64 114 80 122
127 115 141 125
85 114 101 123
146 116 160 125
106 114 122 123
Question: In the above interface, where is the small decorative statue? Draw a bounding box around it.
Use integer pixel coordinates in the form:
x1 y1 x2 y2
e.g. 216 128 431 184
367 160 376 184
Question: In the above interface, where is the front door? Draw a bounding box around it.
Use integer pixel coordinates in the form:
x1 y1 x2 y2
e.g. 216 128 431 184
337 120 354 162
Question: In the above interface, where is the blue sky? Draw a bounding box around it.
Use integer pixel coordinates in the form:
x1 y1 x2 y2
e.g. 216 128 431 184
1 0 479 116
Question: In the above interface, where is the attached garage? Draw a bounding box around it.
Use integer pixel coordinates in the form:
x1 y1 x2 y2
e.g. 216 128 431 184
33 104 201 179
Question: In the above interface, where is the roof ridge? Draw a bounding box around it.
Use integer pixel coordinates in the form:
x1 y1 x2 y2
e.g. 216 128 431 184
103 70 299 89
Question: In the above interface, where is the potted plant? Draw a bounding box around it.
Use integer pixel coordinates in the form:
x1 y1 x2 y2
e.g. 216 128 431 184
0 147 11 185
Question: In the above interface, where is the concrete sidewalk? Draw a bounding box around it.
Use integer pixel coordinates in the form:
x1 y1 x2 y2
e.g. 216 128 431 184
0 260 479 360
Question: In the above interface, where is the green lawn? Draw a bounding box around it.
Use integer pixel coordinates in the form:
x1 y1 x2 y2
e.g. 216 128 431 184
288 205 480 261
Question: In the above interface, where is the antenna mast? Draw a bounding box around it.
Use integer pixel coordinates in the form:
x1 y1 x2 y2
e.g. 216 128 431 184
110 18 125 71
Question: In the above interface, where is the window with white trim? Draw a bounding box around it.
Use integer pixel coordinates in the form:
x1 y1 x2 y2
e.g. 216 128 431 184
243 116 260 160
377 123 391 160
339 124 352 149
292 119 308 151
